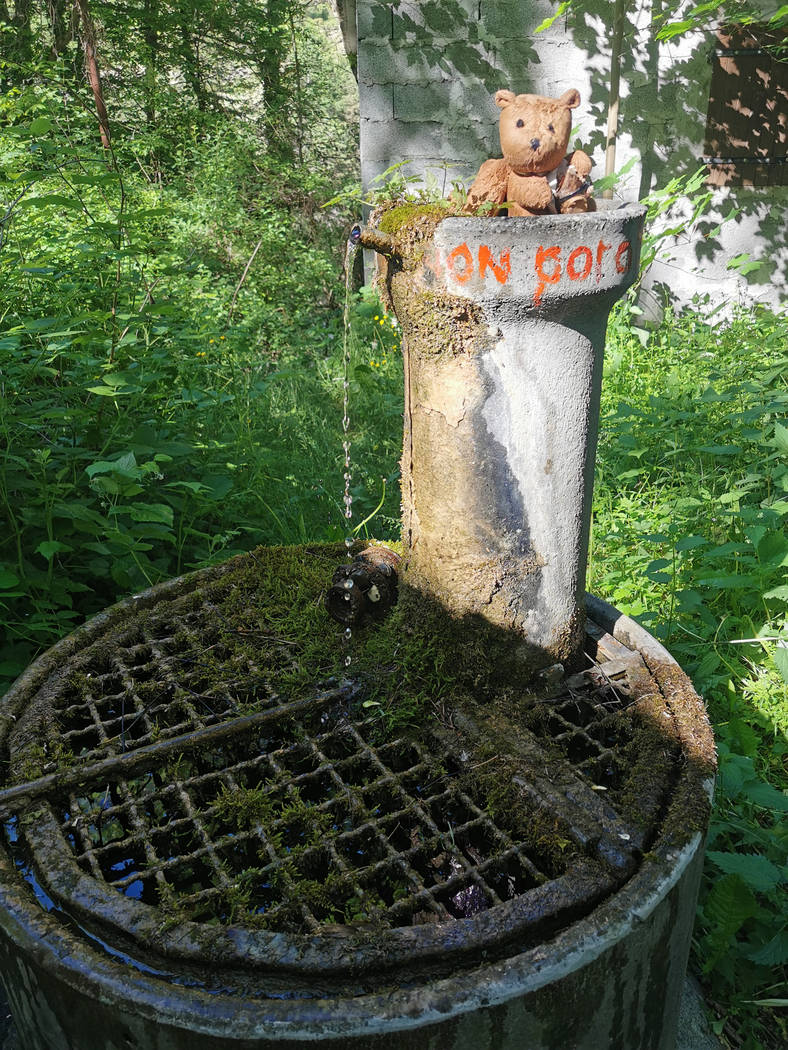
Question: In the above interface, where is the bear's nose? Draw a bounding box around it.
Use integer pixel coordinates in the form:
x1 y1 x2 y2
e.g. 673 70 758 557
530 138 541 150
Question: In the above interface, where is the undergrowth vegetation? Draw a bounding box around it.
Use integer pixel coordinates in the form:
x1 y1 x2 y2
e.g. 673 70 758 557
593 305 788 1048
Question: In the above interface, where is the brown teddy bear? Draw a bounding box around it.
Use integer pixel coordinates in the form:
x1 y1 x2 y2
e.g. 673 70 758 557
466 88 595 217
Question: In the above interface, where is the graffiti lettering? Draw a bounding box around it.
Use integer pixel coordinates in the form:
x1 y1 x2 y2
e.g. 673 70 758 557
615 240 632 273
567 245 593 281
441 236 635 306
446 242 473 283
595 239 611 280
534 245 562 306
479 245 512 284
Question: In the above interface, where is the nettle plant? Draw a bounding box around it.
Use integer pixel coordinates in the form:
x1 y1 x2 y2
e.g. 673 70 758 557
594 305 788 1045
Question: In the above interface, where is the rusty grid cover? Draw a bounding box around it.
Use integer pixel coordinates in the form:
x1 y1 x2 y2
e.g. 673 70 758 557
0 563 681 989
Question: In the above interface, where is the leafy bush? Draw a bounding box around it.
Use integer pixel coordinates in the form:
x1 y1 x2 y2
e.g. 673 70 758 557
594 303 788 1048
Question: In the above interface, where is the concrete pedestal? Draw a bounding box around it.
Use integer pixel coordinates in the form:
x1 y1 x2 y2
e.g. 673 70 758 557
365 205 646 673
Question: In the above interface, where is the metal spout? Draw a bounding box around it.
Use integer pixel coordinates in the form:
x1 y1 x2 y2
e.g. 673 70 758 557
349 223 398 258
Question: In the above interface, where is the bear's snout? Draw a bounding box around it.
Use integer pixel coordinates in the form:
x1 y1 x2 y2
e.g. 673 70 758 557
530 138 540 151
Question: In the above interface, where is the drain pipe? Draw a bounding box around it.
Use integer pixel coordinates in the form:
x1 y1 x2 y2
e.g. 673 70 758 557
357 205 646 675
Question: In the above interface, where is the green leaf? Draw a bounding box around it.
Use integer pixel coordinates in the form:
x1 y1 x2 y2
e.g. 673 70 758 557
85 461 117 478
100 373 129 388
126 503 174 526
115 452 137 473
534 0 570 33
727 717 760 759
697 444 742 455
202 475 233 500
702 873 759 962
763 585 788 602
35 541 73 561
676 589 703 610
697 574 759 589
21 194 81 210
0 570 20 589
166 481 210 494
706 852 784 893
757 531 788 566
593 156 638 193
742 780 788 812
699 385 727 403
773 641 788 685
726 253 764 276
674 535 707 552
87 385 129 397
774 422 788 455
744 931 788 966
657 19 694 41
718 756 748 801
29 116 53 135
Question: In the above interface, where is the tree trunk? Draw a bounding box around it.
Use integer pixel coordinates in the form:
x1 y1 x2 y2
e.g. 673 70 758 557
142 0 158 125
49 0 71 56
603 0 627 199
177 2 208 111
75 0 111 148
259 0 293 158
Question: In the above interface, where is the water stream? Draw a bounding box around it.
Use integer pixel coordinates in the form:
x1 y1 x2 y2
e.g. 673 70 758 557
341 238 358 667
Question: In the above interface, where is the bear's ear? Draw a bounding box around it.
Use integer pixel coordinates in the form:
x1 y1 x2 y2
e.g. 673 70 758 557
559 88 581 109
495 89 516 109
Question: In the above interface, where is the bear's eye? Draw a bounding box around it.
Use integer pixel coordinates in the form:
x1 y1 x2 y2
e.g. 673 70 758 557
516 119 524 128
547 124 555 133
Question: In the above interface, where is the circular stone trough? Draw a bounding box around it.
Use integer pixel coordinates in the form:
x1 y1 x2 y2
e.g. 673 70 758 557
0 547 714 1050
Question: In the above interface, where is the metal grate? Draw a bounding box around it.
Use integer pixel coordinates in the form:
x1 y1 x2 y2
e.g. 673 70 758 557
56 710 559 932
0 549 684 986
48 612 278 762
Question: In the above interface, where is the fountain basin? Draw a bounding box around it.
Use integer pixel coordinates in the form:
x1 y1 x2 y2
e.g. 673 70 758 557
0 546 714 1049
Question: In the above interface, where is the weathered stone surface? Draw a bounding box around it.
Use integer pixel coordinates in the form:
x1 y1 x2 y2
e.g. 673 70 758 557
369 206 645 666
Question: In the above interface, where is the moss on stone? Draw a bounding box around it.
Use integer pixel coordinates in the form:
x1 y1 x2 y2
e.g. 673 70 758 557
3 541 715 939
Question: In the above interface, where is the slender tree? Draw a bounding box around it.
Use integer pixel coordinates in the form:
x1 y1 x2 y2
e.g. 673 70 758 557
141 0 158 125
49 0 72 56
75 0 111 148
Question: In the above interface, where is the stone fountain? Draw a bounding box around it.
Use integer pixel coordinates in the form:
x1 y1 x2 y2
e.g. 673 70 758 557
0 205 715 1050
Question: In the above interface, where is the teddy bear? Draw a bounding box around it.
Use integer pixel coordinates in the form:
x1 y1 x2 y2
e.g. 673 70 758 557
466 88 595 217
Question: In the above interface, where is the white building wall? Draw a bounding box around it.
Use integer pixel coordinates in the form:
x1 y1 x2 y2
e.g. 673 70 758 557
357 1 786 313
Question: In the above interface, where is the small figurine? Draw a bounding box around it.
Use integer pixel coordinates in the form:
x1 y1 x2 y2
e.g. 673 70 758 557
466 88 595 217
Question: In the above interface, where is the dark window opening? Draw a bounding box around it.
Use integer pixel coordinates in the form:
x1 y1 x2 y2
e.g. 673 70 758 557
704 24 788 187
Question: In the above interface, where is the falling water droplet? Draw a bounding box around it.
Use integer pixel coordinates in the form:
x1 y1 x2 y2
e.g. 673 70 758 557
340 238 359 673
340 243 355 552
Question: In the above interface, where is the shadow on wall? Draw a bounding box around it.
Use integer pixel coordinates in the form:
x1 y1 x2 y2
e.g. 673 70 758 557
563 3 786 308
359 0 544 185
